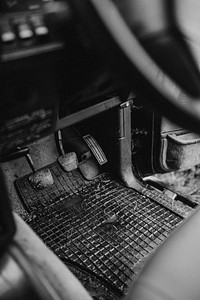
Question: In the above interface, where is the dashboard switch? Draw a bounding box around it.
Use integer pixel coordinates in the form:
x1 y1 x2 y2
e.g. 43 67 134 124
18 22 33 39
0 21 15 43
30 15 49 37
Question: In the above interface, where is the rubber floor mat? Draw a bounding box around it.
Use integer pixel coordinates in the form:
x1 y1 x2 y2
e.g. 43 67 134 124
15 163 182 296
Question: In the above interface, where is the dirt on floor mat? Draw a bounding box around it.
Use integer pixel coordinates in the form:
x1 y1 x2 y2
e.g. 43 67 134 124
15 163 183 298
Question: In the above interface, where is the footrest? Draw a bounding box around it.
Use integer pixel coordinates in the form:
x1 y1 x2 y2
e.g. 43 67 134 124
15 163 184 297
142 188 194 218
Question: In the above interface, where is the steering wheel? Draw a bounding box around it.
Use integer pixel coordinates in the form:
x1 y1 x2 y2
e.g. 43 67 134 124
66 0 200 133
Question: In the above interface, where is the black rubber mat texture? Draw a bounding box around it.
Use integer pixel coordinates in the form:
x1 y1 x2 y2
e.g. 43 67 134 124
15 163 182 295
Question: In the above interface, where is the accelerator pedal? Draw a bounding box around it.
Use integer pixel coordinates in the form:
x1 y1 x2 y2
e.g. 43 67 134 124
83 134 107 165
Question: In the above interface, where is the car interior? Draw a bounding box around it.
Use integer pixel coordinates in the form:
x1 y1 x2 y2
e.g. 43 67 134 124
1 1 200 299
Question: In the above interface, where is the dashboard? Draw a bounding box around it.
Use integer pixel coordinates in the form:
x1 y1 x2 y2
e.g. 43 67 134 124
0 0 58 56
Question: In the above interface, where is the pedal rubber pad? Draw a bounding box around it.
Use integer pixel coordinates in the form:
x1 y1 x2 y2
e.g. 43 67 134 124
83 134 107 165
29 169 54 190
58 152 78 172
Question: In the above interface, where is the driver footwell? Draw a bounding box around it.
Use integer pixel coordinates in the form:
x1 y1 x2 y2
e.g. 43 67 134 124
15 162 186 299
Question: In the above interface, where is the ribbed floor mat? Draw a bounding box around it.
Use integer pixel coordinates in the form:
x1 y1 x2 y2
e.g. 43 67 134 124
15 163 182 296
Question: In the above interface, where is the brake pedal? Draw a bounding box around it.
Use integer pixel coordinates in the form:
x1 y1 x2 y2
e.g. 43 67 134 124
83 134 107 165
